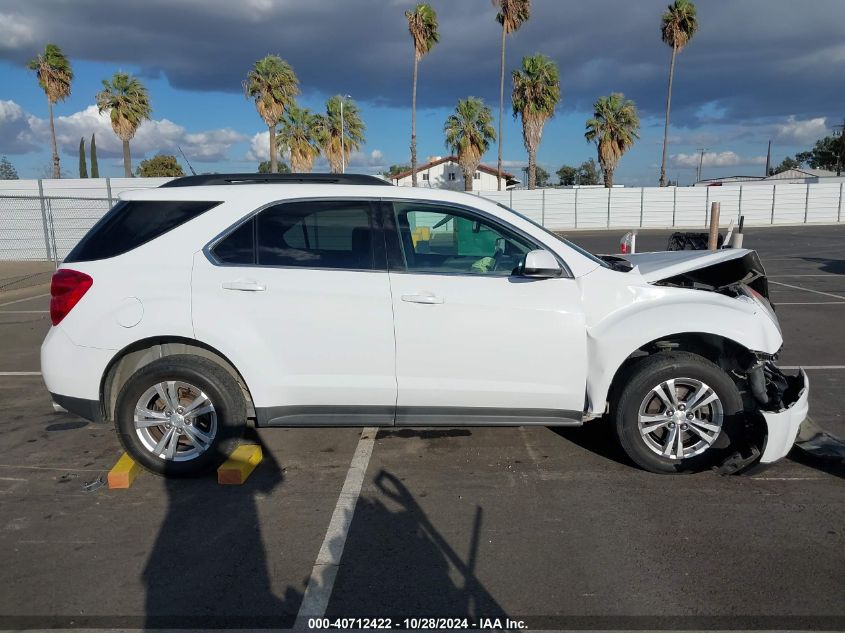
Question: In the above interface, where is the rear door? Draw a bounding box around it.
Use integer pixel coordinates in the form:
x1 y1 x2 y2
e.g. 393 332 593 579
192 198 396 425
384 200 587 425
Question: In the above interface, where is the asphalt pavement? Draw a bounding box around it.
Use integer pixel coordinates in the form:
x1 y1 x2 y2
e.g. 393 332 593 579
0 224 842 631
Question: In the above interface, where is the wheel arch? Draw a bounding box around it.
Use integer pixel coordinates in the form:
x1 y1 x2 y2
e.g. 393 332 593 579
100 336 255 422
591 331 757 417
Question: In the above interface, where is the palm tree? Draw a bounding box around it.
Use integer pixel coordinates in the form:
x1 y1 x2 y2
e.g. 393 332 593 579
494 0 530 190
585 93 640 188
511 54 560 190
96 72 152 177
277 104 322 172
243 55 299 174
27 44 73 179
319 95 366 174
444 97 496 192
659 0 698 187
406 3 439 186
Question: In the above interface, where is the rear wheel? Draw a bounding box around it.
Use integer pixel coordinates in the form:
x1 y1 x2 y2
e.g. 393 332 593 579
114 355 246 477
612 352 743 473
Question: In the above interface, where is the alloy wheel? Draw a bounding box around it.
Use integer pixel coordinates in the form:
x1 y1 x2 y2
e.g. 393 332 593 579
133 381 217 462
637 377 723 461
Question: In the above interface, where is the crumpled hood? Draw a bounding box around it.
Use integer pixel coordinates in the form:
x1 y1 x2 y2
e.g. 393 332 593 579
616 247 770 298
622 248 756 282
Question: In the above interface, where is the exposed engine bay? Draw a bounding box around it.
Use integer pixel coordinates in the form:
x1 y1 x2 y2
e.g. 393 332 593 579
652 251 770 300
601 249 770 299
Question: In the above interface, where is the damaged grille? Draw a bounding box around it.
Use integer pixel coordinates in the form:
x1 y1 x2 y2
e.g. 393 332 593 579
748 361 803 411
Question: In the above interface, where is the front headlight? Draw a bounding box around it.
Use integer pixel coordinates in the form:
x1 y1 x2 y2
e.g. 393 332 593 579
740 284 779 330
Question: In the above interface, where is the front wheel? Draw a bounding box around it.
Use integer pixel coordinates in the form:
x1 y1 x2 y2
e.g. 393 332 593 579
612 352 744 473
114 355 246 477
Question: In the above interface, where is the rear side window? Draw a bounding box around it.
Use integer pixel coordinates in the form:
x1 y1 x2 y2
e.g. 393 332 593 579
65 200 220 263
256 200 376 270
212 218 255 264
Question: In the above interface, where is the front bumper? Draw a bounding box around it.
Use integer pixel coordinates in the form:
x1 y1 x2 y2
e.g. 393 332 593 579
759 368 809 463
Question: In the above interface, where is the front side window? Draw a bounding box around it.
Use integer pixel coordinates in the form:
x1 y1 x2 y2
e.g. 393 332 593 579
392 202 533 276
256 200 376 270
496 202 609 269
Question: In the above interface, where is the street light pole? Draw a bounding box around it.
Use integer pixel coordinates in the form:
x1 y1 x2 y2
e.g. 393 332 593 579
340 94 352 174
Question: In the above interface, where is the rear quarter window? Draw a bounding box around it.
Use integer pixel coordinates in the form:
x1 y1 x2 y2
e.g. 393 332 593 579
64 200 221 263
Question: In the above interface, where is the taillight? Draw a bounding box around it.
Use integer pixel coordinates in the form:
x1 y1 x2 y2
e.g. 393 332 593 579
50 269 93 326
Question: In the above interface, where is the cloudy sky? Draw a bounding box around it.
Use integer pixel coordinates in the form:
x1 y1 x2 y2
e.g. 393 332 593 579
0 0 843 183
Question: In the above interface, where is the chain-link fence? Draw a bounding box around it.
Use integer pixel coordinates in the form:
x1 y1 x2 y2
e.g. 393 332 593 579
0 195 111 262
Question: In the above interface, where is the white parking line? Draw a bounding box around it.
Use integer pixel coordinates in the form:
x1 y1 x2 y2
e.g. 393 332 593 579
294 427 377 626
768 281 845 300
779 365 845 370
775 302 845 305
0 310 50 314
770 274 841 277
0 293 50 308
0 371 41 376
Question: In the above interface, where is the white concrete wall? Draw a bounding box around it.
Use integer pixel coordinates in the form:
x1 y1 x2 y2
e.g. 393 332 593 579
471 183 845 231
1 179 843 260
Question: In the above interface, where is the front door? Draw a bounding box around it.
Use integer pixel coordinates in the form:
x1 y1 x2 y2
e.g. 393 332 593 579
384 200 587 425
192 198 396 425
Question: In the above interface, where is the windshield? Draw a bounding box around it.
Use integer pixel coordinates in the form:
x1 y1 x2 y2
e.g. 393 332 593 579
496 203 610 268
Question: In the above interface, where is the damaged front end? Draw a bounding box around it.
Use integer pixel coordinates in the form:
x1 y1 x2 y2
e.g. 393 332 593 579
718 358 809 474
607 247 809 472
652 250 770 300
747 359 809 465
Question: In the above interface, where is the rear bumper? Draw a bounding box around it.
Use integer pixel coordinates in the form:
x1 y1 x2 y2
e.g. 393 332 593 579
759 369 809 463
41 327 112 401
50 392 103 423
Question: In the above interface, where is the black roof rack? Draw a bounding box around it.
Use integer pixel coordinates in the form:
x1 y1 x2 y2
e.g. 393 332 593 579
159 173 392 188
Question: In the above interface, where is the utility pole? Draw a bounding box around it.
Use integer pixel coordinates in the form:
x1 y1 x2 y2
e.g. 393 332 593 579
696 148 706 183
765 140 772 176
834 119 844 177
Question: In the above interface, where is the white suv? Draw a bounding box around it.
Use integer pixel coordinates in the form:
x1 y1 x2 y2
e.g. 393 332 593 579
41 174 808 477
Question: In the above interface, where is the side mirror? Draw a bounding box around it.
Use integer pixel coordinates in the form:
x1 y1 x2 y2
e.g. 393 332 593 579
520 249 562 278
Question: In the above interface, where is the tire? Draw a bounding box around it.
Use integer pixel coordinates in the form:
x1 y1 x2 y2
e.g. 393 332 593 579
611 351 743 474
114 355 246 477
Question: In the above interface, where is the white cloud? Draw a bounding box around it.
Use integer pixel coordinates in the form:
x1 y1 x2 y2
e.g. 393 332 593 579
0 99 41 153
671 151 766 169
245 131 271 162
773 116 828 145
347 149 385 169
0 13 35 50
3 101 248 162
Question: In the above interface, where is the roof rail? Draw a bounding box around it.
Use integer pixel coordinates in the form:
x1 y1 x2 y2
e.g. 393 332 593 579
159 173 392 188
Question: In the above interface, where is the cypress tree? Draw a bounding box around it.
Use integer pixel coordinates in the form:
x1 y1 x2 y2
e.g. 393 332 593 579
78 137 88 178
90 133 99 178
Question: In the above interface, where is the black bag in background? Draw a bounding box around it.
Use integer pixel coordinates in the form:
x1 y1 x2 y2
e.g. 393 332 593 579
667 232 723 250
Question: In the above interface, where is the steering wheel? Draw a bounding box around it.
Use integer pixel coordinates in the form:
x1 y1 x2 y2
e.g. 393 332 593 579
489 240 506 272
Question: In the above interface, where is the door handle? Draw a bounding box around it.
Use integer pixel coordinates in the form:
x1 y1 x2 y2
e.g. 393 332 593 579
401 292 444 304
222 280 266 292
